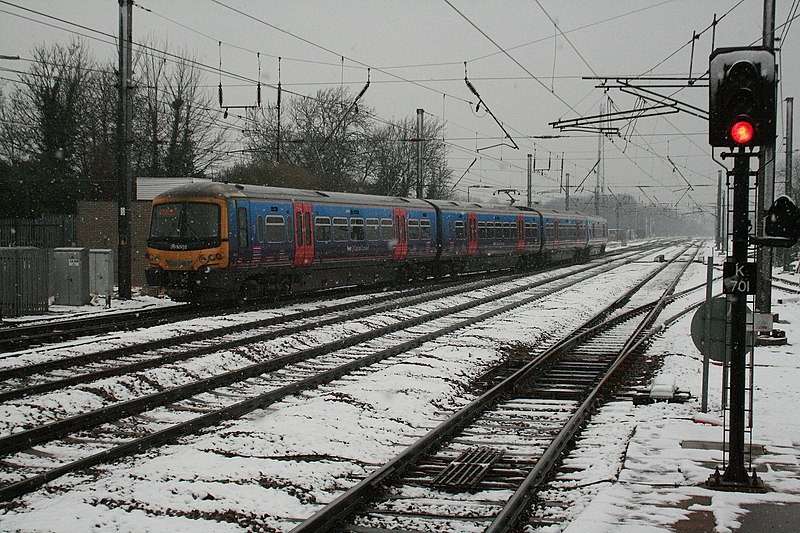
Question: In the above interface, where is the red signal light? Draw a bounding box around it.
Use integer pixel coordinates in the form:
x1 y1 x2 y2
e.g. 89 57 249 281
731 120 754 144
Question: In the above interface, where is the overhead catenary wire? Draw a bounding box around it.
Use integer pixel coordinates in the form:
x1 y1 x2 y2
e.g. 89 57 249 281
0 0 762 207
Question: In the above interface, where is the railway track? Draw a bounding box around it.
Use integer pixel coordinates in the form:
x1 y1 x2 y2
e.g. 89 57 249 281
0 245 673 502
0 249 658 405
291 244 701 532
525 297 706 530
772 275 800 295
0 301 192 352
0 242 667 352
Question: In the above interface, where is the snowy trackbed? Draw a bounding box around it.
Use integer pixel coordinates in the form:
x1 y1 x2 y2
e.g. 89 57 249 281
0 246 666 503
292 243 703 532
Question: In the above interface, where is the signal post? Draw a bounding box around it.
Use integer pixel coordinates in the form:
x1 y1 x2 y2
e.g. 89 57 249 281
708 46 775 489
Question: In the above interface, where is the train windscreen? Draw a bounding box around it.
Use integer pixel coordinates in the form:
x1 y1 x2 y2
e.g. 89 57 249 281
149 202 221 248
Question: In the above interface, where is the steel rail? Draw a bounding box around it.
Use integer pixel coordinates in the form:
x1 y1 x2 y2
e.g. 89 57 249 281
0 240 663 351
487 244 700 531
290 244 698 532
0 270 537 402
0 247 663 502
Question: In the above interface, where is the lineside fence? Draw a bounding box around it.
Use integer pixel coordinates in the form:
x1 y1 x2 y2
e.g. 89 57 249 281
0 215 76 248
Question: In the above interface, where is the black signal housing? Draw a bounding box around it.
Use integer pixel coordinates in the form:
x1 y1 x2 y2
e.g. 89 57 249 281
709 47 776 148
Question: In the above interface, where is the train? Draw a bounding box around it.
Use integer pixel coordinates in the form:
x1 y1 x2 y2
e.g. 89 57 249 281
145 182 608 302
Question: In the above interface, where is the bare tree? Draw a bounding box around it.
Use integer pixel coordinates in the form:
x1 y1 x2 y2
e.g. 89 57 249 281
0 40 101 213
132 42 228 178
240 88 452 197
365 116 451 198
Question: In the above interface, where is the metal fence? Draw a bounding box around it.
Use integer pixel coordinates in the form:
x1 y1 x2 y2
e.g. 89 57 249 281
0 247 49 318
0 215 76 248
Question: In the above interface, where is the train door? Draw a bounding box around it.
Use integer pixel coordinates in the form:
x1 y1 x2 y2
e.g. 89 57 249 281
392 208 408 261
517 215 525 253
467 213 478 255
293 203 314 267
553 216 559 247
235 201 252 263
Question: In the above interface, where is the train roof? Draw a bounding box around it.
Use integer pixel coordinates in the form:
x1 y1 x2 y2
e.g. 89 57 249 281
153 181 433 209
153 181 606 223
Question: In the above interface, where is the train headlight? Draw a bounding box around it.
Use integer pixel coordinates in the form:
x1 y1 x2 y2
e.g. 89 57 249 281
200 255 208 264
214 252 224 260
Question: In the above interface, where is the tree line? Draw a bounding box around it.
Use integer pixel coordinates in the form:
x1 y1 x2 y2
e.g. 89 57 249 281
0 39 453 217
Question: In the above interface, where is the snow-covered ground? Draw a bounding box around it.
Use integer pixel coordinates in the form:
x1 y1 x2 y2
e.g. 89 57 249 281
555 260 800 533
1 244 797 532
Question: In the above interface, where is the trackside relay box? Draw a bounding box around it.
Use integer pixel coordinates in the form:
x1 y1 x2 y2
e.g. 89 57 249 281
50 247 90 306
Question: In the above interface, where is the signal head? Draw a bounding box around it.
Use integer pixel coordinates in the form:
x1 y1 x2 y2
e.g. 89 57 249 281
708 47 775 148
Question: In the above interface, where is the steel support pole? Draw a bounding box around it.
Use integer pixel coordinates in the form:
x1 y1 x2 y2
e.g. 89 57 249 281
723 150 751 484
701 257 714 413
756 0 776 314
527 153 532 208
785 97 794 270
716 170 723 250
117 0 133 300
416 108 424 199
565 173 570 211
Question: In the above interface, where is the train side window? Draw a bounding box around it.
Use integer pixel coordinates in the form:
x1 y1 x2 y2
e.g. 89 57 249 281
333 217 349 241
401 215 407 243
381 218 393 240
351 218 365 241
257 215 265 243
455 220 465 240
420 219 432 240
237 207 249 248
478 221 486 240
408 219 420 240
266 215 285 243
503 222 510 239
315 216 331 242
295 215 303 244
303 213 312 246
366 218 380 240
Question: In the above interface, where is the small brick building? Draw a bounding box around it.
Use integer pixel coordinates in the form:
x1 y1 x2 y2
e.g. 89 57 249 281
75 200 151 287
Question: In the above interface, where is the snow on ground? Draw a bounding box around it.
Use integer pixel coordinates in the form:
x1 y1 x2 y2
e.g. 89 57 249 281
0 248 669 532
559 259 800 533
5 243 796 532
0 288 180 327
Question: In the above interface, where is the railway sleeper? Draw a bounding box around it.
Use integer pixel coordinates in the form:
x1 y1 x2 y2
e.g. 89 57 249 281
527 388 586 401
352 511 495 531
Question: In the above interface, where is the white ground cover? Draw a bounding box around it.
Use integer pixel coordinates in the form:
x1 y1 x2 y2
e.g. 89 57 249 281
547 263 800 533
1 245 757 532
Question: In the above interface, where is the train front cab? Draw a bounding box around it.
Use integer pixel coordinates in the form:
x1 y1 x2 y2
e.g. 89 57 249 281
145 194 232 301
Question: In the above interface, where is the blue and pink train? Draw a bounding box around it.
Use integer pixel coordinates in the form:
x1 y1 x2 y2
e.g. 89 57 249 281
145 182 608 302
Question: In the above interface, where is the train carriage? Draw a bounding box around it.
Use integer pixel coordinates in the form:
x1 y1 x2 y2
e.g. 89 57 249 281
145 181 608 302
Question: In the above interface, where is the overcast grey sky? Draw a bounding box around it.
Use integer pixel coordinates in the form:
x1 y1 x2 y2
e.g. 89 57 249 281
2 1 798 217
